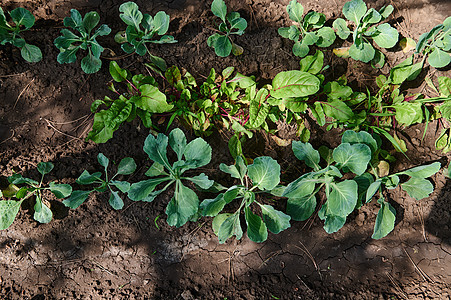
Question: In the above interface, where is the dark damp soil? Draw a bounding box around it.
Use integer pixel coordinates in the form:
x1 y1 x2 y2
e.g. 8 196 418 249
0 0 450 299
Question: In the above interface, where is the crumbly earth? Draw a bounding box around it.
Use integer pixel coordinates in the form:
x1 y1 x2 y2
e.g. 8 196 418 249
0 0 450 299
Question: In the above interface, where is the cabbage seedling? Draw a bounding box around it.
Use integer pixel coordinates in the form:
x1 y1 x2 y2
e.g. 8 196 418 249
63 153 136 210
207 0 247 57
332 0 398 67
0 162 72 229
0 7 42 62
200 156 290 243
278 0 336 58
54 9 111 74
128 129 214 227
415 16 451 69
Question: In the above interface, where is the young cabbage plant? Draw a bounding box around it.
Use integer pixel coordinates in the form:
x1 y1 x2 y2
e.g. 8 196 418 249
208 0 247 57
332 0 398 66
278 0 336 58
0 162 72 230
283 130 440 239
415 16 451 69
366 160 441 239
63 153 136 210
54 9 111 74
86 61 173 143
0 7 42 62
128 129 214 227
200 156 290 243
116 1 176 71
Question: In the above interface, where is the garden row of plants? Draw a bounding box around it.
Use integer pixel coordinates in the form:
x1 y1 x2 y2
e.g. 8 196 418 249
1 0 450 68
0 128 444 242
0 0 450 243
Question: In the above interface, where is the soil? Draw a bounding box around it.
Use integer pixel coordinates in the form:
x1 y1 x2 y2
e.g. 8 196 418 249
0 0 450 299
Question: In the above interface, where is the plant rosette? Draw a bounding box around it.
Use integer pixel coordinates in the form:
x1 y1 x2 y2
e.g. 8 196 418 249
128 128 214 227
116 1 176 70
207 0 247 57
200 156 290 243
0 162 72 230
54 9 111 73
283 130 441 238
0 7 42 62
63 153 137 210
278 0 336 58
332 0 399 67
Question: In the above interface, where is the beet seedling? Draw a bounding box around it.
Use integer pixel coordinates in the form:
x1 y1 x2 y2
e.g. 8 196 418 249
86 61 173 143
0 7 42 62
54 9 111 74
208 0 247 57
278 0 336 58
63 153 136 210
0 162 72 229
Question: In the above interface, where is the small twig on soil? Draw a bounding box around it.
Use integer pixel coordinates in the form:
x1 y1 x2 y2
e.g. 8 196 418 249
295 242 322 280
181 221 207 260
45 115 90 125
0 71 28 78
188 221 206 237
0 129 14 145
77 74 92 99
419 69 437 96
391 0 413 40
205 26 222 34
44 119 83 141
53 119 92 149
34 258 86 267
248 3 259 30
122 201 138 212
403 247 434 283
386 272 408 300
259 250 282 268
13 78 34 109
218 248 239 285
101 52 134 61
296 275 312 291
90 260 115 276
416 203 428 242
131 213 141 232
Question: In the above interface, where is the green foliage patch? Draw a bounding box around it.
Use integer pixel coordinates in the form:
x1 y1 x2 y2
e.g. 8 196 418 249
415 16 451 68
0 7 42 62
283 130 440 238
54 9 111 73
128 129 213 227
278 0 336 57
208 0 247 57
0 162 72 229
63 153 136 210
116 1 176 68
200 156 290 243
332 0 398 67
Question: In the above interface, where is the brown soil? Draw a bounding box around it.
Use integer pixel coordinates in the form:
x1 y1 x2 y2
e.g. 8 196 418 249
0 0 450 299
